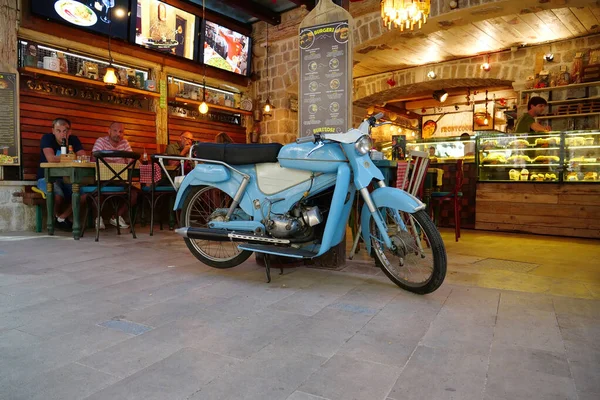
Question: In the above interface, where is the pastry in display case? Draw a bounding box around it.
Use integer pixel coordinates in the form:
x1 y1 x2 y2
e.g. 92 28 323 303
477 131 600 183
563 131 600 182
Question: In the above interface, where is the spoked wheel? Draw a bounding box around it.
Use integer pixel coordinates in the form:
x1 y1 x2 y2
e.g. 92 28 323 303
182 186 252 268
370 209 446 294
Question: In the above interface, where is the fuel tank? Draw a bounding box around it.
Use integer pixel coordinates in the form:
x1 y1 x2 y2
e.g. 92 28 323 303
277 142 347 173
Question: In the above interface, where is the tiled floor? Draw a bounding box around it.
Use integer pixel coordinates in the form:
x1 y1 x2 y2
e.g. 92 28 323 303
0 227 598 400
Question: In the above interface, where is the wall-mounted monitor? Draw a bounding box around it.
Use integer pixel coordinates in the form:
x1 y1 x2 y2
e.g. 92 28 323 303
203 20 251 76
134 0 198 61
31 0 131 40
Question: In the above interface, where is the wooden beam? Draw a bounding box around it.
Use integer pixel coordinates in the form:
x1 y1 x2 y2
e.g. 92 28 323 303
221 0 281 25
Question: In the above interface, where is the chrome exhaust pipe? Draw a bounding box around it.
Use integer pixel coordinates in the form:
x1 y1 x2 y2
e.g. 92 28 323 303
176 227 290 244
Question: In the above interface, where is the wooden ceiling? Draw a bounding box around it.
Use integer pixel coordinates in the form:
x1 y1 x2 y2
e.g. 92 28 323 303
354 3 600 78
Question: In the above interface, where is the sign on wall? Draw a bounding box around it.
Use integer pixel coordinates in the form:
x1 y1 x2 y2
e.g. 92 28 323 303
0 73 19 166
299 20 350 137
422 111 474 139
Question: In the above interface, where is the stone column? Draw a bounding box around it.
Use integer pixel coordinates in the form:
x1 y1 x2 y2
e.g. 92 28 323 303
0 0 19 73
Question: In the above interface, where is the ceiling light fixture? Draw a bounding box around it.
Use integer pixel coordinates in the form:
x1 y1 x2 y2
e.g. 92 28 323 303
480 55 491 71
433 89 448 103
381 0 431 31
199 0 208 115
427 70 437 79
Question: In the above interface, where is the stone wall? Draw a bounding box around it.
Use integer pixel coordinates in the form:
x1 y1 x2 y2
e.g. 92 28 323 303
249 0 600 144
0 182 37 232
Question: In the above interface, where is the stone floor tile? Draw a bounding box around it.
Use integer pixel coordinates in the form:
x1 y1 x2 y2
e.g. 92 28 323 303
84 347 240 400
563 340 600 393
557 314 600 351
553 297 600 320
0 324 131 387
287 391 330 400
336 303 437 367
76 330 184 379
299 354 401 400
388 345 488 400
0 362 119 400
494 308 564 352
498 291 555 313
577 392 600 400
187 346 325 400
267 284 354 316
485 343 577 400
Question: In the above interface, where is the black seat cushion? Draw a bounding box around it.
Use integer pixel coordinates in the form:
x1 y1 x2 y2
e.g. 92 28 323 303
192 143 283 165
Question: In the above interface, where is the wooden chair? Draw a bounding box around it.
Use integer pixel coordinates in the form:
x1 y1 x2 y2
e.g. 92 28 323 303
81 150 140 241
430 159 464 242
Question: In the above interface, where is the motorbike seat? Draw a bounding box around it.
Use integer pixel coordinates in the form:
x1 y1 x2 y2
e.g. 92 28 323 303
192 143 283 165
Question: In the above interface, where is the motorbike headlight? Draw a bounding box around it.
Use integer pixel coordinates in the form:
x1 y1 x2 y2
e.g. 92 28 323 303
355 135 372 155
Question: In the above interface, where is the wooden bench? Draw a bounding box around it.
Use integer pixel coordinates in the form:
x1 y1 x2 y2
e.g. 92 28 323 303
22 186 46 232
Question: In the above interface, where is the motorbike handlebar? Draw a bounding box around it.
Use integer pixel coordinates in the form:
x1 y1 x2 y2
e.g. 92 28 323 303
296 135 318 144
367 112 385 127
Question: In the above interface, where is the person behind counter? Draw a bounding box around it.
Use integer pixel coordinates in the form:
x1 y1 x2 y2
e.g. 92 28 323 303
514 96 551 133
460 133 475 157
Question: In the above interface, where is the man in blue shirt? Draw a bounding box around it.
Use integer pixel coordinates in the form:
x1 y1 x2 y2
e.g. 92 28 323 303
37 118 86 231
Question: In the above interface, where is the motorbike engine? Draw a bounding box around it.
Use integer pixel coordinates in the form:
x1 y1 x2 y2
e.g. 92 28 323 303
265 205 322 239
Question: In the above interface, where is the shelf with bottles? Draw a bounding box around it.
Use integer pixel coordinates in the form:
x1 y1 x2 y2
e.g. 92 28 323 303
18 40 154 94
166 76 250 114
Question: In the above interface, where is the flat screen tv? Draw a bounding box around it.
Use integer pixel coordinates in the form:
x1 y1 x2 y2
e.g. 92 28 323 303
31 0 131 40
203 20 251 76
134 0 198 61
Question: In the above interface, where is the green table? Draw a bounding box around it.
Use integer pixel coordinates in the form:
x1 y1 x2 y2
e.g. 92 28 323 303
41 162 96 240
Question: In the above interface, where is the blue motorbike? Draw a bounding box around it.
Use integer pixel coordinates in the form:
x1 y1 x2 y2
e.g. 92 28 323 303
174 113 446 294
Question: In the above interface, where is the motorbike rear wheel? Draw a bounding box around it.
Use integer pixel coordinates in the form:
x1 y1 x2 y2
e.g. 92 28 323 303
182 185 252 268
370 209 446 294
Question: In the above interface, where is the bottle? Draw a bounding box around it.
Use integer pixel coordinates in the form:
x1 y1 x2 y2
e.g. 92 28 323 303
68 145 74 155
61 138 67 156
142 147 148 164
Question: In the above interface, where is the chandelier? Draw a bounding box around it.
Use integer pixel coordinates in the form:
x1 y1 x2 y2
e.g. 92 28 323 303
381 0 431 31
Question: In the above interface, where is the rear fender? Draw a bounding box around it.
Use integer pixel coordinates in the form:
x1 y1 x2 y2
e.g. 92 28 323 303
173 164 232 210
360 187 425 255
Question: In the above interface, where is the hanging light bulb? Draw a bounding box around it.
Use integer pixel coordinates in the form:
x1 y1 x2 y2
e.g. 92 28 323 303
198 0 208 114
199 79 208 114
103 66 118 88
263 98 272 116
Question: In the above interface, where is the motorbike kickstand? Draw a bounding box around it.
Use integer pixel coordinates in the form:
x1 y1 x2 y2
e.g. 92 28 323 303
264 255 271 283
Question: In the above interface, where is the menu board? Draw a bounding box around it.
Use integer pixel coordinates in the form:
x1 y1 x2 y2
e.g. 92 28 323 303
299 21 349 137
0 73 19 166
31 0 130 40
134 0 198 60
203 21 251 76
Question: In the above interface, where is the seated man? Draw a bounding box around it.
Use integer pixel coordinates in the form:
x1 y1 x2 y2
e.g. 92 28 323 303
91 122 138 229
37 118 86 231
165 131 194 172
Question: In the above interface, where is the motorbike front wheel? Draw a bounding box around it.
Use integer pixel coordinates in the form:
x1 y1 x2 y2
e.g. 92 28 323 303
370 209 446 294
181 186 252 268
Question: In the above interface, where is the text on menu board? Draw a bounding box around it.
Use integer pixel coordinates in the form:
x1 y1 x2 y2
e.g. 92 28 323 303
0 73 19 166
299 20 349 137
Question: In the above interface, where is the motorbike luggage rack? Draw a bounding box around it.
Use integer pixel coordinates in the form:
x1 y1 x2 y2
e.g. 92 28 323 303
151 153 250 222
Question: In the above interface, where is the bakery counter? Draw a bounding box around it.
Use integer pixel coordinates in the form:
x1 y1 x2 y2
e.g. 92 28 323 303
475 182 600 239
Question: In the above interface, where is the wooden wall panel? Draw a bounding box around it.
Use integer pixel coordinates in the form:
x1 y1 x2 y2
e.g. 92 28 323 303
20 90 157 180
167 115 247 145
476 182 600 239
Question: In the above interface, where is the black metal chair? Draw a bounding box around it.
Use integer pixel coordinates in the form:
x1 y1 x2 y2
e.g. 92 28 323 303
139 155 177 236
81 150 140 242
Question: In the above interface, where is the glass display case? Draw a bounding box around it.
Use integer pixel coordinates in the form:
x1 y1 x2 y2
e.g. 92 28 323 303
476 131 600 183
406 137 477 163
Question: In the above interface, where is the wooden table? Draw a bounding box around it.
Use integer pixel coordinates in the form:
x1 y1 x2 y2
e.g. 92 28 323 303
41 162 96 239
41 161 178 240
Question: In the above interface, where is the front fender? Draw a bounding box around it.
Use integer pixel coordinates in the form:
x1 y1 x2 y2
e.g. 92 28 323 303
173 164 231 210
360 187 426 255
